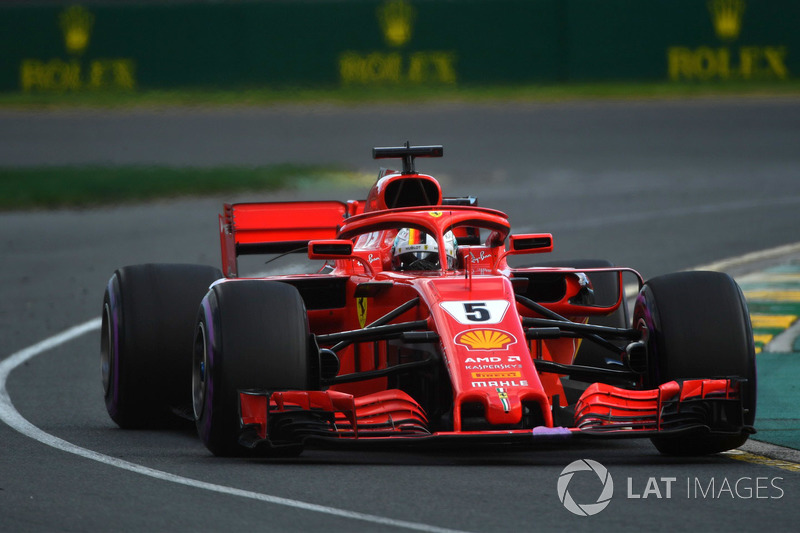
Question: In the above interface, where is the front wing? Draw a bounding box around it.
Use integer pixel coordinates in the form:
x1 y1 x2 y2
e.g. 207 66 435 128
238 379 754 450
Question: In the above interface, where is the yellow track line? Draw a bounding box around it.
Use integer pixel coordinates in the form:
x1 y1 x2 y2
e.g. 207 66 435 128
724 450 800 473
743 290 800 302
738 273 800 283
750 314 798 329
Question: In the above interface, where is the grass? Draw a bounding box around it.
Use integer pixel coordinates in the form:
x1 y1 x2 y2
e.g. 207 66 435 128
2 81 797 210
0 165 372 210
2 81 800 109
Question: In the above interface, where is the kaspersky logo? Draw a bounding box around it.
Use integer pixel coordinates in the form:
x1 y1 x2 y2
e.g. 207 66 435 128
377 0 416 47
708 0 745 42
59 5 94 55
455 329 516 351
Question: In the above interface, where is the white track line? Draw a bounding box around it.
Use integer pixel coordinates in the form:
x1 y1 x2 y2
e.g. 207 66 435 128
696 242 800 273
622 241 800 301
0 319 468 533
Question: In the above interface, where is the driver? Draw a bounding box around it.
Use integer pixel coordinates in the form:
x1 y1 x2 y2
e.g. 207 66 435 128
391 228 458 271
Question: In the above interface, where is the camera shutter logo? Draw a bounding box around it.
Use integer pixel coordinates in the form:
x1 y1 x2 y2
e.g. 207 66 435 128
557 459 614 516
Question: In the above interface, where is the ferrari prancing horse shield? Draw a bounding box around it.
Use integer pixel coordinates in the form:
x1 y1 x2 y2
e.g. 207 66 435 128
357 297 368 328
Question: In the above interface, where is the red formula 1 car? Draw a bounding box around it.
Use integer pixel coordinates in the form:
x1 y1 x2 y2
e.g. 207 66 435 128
101 144 756 457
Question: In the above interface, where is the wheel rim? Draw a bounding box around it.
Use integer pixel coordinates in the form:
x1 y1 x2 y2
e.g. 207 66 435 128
100 302 112 396
192 322 208 420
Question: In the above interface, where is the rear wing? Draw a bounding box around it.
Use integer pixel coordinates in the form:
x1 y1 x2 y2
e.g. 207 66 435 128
220 201 359 277
219 196 480 277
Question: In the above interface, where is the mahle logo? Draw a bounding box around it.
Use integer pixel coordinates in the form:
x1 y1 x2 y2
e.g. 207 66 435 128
378 0 416 47
708 0 745 42
557 459 614 516
59 5 94 55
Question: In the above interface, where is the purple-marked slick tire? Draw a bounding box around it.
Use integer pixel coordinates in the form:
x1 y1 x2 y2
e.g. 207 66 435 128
633 271 757 455
193 280 311 457
101 264 222 429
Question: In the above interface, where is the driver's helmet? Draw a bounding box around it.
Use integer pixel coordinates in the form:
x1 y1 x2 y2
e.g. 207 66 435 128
391 228 458 271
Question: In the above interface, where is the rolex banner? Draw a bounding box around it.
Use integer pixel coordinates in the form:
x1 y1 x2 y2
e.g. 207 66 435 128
1 0 795 93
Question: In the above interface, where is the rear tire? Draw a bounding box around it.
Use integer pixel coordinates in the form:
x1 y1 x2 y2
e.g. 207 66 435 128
101 264 222 428
633 271 756 455
193 280 312 457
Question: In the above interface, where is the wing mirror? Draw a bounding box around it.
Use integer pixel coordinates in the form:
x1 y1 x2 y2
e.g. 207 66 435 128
308 240 353 259
308 240 375 274
507 233 553 254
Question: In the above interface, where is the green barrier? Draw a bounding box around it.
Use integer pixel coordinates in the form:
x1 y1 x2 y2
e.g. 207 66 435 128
567 0 796 82
0 0 795 93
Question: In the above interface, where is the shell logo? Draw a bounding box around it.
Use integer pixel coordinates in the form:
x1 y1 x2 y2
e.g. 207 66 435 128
455 329 516 350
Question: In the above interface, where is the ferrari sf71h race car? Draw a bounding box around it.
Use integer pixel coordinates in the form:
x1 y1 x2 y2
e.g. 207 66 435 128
101 144 756 457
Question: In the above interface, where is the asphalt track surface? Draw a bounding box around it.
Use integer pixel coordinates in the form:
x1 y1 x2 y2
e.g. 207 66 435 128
1 98 800 531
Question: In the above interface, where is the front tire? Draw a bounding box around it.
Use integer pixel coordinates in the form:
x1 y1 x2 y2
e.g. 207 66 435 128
633 271 756 455
193 280 312 456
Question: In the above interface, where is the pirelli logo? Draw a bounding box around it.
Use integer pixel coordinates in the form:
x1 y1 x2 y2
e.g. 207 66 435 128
471 371 521 379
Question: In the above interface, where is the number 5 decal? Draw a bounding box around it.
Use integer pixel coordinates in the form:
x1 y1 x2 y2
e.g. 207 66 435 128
440 300 510 325
463 303 490 322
